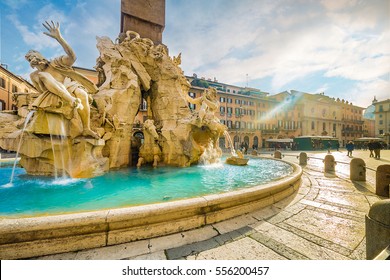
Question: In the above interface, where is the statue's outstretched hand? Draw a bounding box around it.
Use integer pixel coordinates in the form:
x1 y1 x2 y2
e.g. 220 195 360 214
42 21 62 40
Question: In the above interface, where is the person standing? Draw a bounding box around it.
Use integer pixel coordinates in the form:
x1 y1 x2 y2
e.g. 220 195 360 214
373 141 381 159
346 141 354 157
367 140 374 157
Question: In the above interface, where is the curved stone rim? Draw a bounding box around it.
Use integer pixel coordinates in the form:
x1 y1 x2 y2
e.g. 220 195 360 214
0 158 302 259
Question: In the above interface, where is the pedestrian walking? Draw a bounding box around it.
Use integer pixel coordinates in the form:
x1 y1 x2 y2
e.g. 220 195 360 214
327 141 332 153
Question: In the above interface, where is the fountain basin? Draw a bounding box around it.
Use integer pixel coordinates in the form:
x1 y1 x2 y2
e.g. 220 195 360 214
0 159 302 259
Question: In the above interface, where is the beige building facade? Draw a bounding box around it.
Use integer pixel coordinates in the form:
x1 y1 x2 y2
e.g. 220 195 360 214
273 90 364 147
373 99 390 146
0 65 36 111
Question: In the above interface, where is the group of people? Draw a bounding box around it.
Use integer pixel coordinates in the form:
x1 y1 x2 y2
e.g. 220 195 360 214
367 140 383 159
240 142 249 154
346 140 383 159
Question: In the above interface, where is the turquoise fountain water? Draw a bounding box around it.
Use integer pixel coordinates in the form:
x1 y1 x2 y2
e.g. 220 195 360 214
0 157 293 217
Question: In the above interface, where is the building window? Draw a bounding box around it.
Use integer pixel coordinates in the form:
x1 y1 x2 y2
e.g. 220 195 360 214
235 99 241 104
227 98 232 103
379 120 383 125
311 121 315 130
220 106 225 113
12 85 18 93
227 120 232 128
227 107 232 114
0 77 5 88
235 121 240 128
219 97 225 103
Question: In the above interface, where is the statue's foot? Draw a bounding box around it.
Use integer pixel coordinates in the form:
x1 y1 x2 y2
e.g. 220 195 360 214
73 98 84 110
83 129 100 139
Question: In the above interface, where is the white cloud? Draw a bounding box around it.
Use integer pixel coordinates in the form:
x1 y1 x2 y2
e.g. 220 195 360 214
346 78 390 107
2 0 29 10
7 14 59 51
166 0 389 98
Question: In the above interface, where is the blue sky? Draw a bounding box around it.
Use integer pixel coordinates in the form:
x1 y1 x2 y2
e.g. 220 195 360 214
0 0 389 108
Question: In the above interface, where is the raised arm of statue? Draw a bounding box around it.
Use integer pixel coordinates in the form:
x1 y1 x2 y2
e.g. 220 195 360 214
186 94 203 105
43 21 76 66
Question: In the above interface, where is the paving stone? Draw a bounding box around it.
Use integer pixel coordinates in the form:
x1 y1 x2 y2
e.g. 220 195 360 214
149 225 218 253
283 208 365 251
74 240 150 260
253 221 350 260
277 222 353 257
349 238 366 260
315 179 355 192
125 250 167 260
299 199 322 208
212 214 258 234
165 238 220 260
250 232 309 260
304 188 319 200
213 230 244 246
266 210 295 224
282 202 307 214
187 237 287 260
365 195 383 207
315 189 370 212
32 251 78 260
272 192 301 210
250 205 281 220
306 204 365 223
165 245 194 260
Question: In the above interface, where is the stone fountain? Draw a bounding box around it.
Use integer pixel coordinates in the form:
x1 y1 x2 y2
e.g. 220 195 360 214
0 22 227 178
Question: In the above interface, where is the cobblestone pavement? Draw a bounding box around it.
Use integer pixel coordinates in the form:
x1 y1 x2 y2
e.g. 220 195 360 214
33 150 389 260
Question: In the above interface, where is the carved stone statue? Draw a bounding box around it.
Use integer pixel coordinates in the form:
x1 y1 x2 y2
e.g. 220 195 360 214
25 21 99 139
137 119 162 168
0 23 228 178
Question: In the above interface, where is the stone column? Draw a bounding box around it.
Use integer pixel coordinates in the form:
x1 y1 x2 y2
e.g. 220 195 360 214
324 154 336 173
350 158 366 181
376 165 390 197
299 152 307 165
121 0 165 45
366 199 390 259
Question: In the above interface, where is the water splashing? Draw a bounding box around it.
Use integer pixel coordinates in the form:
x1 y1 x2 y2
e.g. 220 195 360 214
223 131 237 156
9 110 36 185
47 116 68 179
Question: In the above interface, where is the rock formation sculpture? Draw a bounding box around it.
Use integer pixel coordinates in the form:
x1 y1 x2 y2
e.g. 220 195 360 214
0 22 227 178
